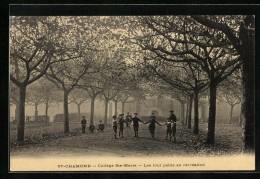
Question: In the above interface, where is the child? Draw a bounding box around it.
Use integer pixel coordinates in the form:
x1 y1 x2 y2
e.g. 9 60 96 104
125 112 132 127
89 122 95 133
130 113 144 137
118 114 125 138
144 113 161 138
163 118 172 141
98 120 105 132
81 116 87 134
169 110 177 142
112 115 118 139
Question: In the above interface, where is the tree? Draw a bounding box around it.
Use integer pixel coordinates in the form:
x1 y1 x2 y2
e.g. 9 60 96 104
218 75 242 124
191 15 254 152
82 76 108 125
43 16 108 132
40 79 62 123
130 16 241 141
143 58 208 134
170 90 189 125
101 88 119 126
69 88 90 122
10 16 66 141
46 59 88 132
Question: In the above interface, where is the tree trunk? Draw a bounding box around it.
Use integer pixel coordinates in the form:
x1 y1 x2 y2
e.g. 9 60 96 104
185 102 189 126
77 103 81 122
90 96 96 124
17 85 26 142
188 95 193 129
193 91 199 134
104 100 108 126
242 49 255 153
114 101 118 116
63 90 69 133
15 104 19 122
34 104 38 121
206 80 217 144
122 101 125 114
109 101 112 122
240 18 255 153
239 107 243 127
180 102 185 125
45 103 49 123
229 105 234 124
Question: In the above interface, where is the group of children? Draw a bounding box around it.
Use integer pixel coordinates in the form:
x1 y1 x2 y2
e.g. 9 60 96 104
112 110 177 142
81 116 105 134
81 110 177 142
112 112 144 139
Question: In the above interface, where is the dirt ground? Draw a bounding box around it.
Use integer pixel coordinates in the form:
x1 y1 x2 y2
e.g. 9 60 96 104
10 121 244 158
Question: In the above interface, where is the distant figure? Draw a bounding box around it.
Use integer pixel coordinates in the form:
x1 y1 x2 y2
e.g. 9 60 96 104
98 120 105 132
130 113 144 137
144 112 161 138
169 110 177 142
81 116 87 134
118 114 126 138
112 115 118 139
125 112 132 127
162 118 172 141
89 122 95 133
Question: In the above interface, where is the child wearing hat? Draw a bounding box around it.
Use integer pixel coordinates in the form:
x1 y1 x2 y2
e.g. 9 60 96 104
81 116 87 134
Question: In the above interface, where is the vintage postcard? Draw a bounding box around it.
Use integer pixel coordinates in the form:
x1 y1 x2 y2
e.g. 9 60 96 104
9 5 255 171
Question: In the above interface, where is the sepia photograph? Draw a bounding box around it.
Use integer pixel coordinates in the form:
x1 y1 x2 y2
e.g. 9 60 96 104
9 11 255 171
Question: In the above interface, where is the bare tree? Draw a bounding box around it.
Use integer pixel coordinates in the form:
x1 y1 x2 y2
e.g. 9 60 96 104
46 60 88 133
69 88 90 122
10 16 83 141
191 15 254 152
130 16 241 142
